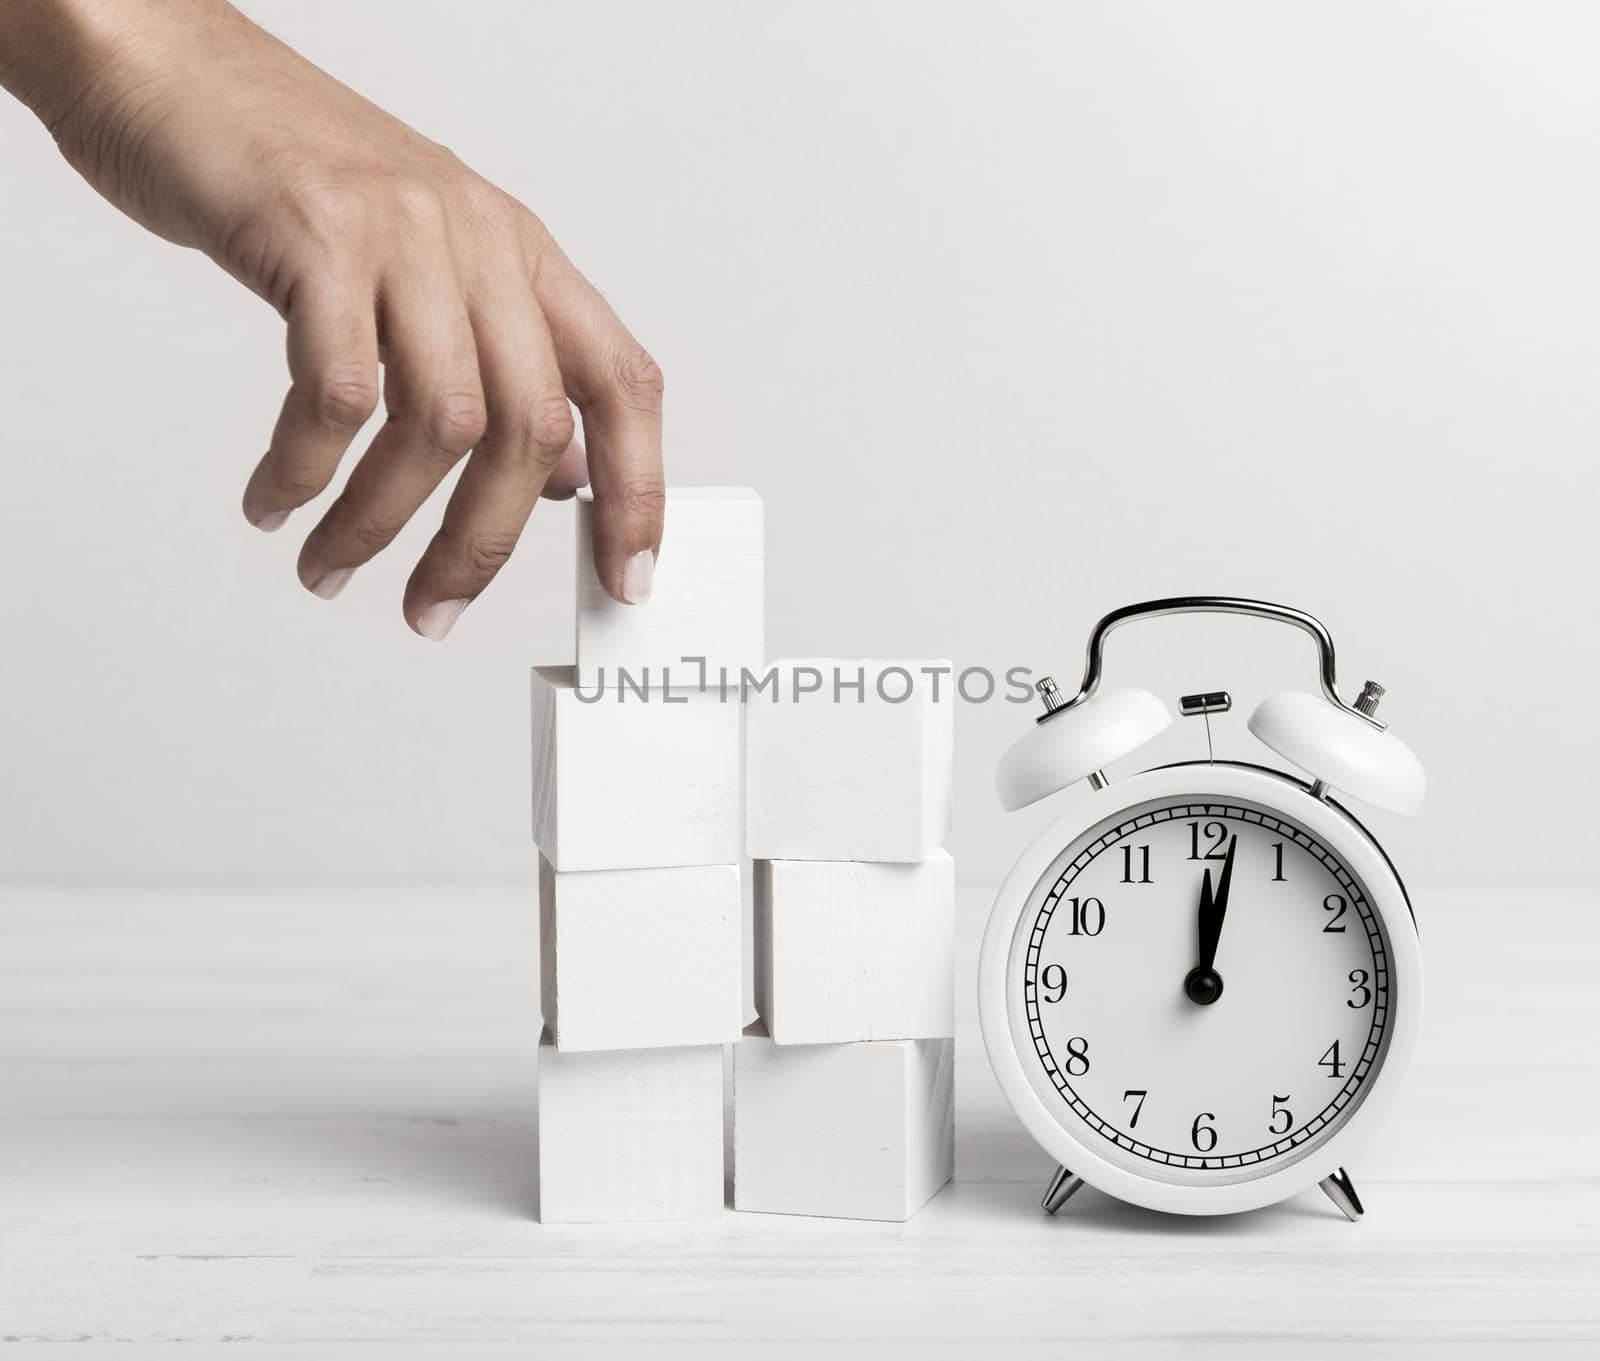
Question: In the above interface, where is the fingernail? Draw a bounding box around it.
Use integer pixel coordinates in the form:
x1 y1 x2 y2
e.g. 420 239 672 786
254 509 291 533
309 567 355 600
622 549 655 605
416 597 468 642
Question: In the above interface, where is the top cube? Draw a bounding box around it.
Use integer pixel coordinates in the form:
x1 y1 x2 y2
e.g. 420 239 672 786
576 487 764 691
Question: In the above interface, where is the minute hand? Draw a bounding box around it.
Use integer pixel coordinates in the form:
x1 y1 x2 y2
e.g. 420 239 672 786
1195 835 1238 973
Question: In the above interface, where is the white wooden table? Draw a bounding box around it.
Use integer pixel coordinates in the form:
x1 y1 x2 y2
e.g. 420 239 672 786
1 882 1594 1356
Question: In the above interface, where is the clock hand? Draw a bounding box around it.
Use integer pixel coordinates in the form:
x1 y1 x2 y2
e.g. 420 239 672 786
1195 866 1220 970
1185 835 1237 1006
1202 835 1238 969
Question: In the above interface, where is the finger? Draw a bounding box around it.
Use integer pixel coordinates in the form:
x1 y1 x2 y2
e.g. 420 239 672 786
295 269 485 599
532 247 664 605
404 281 573 640
540 435 588 501
242 276 379 530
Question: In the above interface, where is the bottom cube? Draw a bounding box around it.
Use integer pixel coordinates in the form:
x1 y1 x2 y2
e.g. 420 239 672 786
536 1029 724 1223
733 1024 953 1221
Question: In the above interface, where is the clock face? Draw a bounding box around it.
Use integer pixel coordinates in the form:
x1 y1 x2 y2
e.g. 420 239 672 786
1006 792 1395 1186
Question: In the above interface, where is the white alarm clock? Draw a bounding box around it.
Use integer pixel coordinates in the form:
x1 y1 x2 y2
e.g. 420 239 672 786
978 597 1425 1220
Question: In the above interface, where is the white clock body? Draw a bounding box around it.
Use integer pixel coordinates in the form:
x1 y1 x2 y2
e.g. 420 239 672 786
978 760 1422 1216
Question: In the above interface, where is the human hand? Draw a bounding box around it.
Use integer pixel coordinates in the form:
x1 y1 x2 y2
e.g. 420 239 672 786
0 0 664 638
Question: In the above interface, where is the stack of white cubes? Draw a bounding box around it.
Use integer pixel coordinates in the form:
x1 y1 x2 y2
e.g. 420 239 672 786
736 660 956 1221
532 488 763 1223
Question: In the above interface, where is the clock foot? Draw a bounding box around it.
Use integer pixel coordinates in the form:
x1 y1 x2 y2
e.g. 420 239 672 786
1319 1167 1364 1222
1041 1165 1086 1215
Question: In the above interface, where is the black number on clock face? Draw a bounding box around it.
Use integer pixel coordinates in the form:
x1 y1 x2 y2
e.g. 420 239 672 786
1348 970 1372 1008
1188 821 1229 861
1270 1094 1293 1135
1064 896 1105 936
1120 845 1152 884
1015 796 1392 1179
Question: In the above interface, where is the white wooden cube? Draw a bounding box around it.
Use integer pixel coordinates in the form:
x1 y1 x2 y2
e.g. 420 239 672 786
745 659 954 862
536 1030 724 1223
576 487 763 690
531 665 741 870
733 1026 953 1221
754 853 954 1044
541 857 742 1051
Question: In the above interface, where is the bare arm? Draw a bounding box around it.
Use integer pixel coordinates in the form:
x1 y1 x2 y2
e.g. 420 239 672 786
1 0 664 638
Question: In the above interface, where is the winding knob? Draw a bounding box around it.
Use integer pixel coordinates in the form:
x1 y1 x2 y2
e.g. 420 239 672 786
1035 676 1069 719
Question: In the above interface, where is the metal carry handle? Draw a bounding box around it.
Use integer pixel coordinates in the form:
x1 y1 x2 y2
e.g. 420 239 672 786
1055 596 1384 730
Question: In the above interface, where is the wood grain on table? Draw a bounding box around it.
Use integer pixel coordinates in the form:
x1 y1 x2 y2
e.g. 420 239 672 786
0 882 1594 1355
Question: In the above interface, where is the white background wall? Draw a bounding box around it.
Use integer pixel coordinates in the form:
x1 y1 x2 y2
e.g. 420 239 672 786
1 1 1594 884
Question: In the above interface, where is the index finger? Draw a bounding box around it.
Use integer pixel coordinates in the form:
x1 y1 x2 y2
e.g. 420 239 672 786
533 248 665 605
242 274 379 530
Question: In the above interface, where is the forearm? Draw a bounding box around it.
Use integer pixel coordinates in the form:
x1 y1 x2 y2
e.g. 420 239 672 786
0 0 224 137
1 0 111 130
